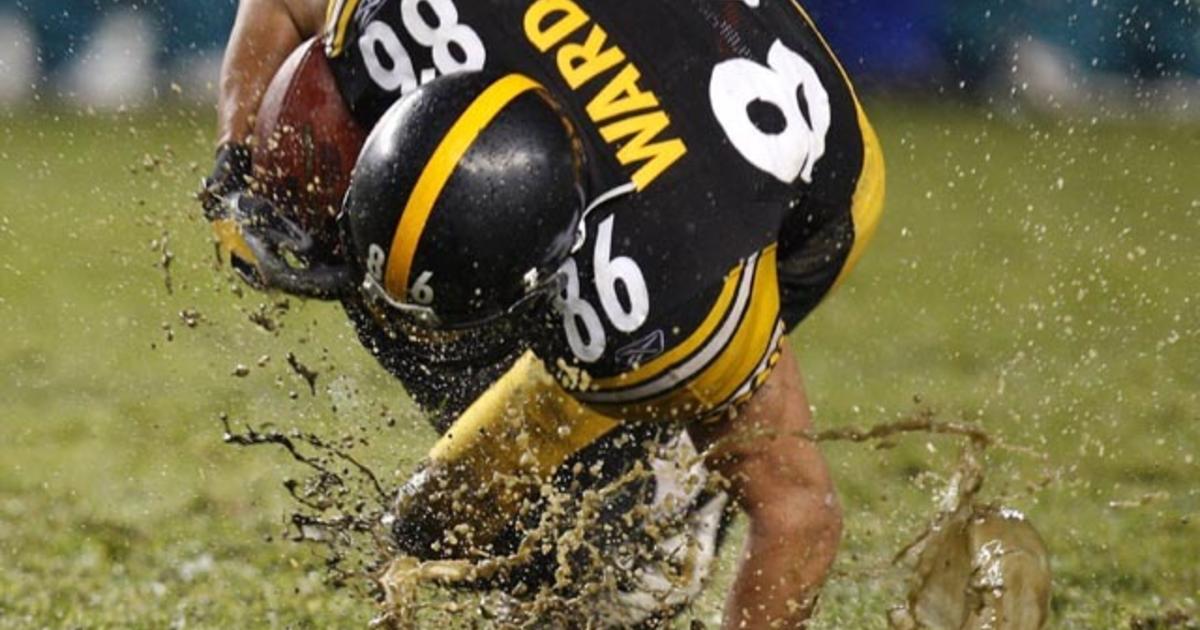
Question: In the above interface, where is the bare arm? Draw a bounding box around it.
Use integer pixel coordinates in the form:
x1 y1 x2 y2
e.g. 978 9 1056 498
202 0 332 294
688 347 842 628
217 0 328 146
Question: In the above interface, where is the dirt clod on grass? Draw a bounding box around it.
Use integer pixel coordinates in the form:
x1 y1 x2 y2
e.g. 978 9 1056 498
1130 610 1199 630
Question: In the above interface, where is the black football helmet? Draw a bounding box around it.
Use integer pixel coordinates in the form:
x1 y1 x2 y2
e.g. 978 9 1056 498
341 71 585 331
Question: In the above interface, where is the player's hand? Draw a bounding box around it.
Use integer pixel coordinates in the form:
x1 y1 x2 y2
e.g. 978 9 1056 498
198 142 259 280
198 143 353 300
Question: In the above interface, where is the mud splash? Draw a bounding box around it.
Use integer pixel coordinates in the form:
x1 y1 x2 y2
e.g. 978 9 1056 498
221 402 1054 629
373 434 725 629
222 408 726 627
219 413 393 590
886 444 1052 630
709 408 1054 630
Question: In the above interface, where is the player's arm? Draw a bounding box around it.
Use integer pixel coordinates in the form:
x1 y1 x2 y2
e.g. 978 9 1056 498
217 0 327 146
688 347 841 628
202 0 357 299
204 0 326 210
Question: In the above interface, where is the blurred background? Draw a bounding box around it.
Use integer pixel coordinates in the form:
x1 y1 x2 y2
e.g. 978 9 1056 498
1 0 1198 117
1 1 1197 627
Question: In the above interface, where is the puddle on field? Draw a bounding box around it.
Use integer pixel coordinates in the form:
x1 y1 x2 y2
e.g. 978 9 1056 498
886 444 1051 630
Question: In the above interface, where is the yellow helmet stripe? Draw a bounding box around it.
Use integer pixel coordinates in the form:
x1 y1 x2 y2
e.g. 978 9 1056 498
384 73 543 300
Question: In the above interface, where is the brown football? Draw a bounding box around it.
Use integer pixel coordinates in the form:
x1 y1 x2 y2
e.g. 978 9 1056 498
251 37 367 252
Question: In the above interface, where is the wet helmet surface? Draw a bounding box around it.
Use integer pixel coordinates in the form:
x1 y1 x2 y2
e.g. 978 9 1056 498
342 71 585 330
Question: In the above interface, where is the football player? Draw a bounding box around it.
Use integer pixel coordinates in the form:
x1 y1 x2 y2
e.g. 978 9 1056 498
202 0 885 626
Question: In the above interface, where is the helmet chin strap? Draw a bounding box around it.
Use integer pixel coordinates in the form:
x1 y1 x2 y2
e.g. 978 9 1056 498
571 182 635 254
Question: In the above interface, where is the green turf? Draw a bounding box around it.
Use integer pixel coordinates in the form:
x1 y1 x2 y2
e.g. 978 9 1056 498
0 102 1196 628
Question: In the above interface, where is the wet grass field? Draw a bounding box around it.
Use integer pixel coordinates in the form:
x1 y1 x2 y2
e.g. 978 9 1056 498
1 101 1197 628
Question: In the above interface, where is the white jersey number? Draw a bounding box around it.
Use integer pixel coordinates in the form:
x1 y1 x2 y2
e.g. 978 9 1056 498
359 0 486 96
557 216 650 363
709 40 831 184
558 258 606 363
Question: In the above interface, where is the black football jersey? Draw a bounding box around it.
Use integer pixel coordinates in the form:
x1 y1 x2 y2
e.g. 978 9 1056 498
325 0 878 420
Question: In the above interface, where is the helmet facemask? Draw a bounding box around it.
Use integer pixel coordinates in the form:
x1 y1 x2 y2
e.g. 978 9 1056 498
356 260 568 343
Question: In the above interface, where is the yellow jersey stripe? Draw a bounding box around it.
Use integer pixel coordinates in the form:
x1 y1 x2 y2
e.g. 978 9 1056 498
580 246 781 412
591 258 744 390
580 251 760 404
834 109 886 288
325 0 361 58
730 320 785 406
682 246 781 409
384 74 542 298
581 247 783 420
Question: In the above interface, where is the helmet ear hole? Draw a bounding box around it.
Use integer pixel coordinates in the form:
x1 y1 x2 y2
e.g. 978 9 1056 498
343 71 586 329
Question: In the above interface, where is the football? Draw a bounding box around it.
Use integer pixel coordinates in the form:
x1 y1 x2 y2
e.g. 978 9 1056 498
251 37 367 251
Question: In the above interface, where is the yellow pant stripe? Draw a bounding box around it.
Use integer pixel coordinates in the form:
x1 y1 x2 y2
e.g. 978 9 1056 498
429 352 618 474
421 351 618 547
384 74 543 299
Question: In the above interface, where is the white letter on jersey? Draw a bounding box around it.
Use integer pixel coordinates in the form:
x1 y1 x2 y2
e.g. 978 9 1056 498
709 40 831 184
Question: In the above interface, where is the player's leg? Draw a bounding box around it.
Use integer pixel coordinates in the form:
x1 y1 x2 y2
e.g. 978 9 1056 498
687 346 841 628
389 351 620 557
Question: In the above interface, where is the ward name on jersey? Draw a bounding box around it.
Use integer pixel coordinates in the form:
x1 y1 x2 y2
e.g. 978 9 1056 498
324 0 882 420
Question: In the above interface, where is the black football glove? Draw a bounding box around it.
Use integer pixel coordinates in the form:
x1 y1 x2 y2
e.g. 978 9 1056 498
198 142 352 300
